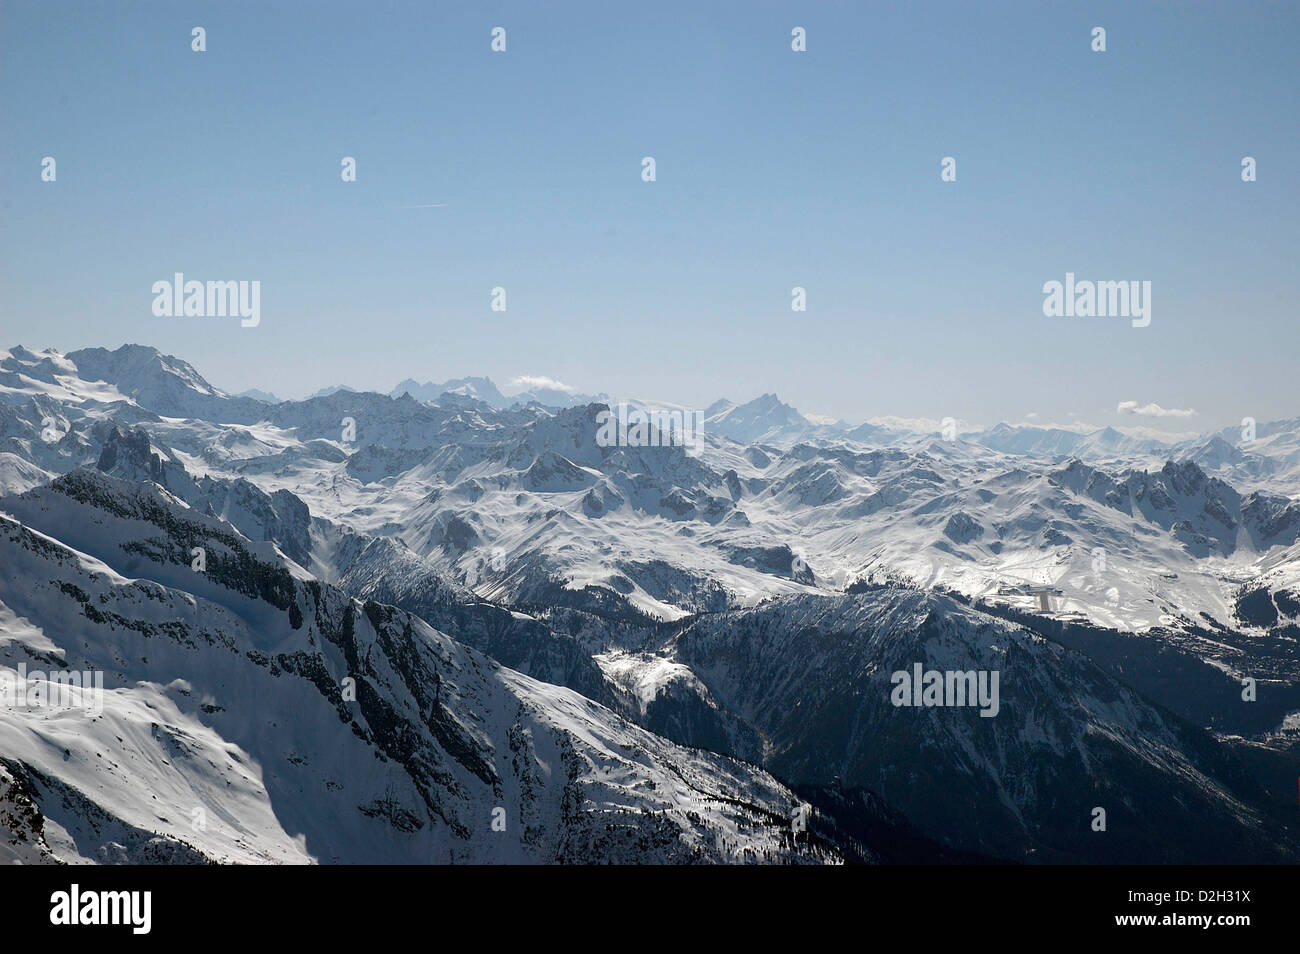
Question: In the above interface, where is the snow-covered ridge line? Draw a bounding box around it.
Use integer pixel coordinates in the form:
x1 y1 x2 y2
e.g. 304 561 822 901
0 468 838 864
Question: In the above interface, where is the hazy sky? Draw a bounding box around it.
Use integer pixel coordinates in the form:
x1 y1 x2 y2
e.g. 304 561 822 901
2 1 1296 431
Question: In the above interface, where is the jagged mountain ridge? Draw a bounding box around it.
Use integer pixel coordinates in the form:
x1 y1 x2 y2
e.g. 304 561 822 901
3 342 1299 864
667 588 1296 863
0 469 837 864
4 343 1300 635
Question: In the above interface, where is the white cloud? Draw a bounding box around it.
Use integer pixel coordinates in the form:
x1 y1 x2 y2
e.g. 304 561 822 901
1117 400 1197 419
510 375 574 394
1025 411 1039 420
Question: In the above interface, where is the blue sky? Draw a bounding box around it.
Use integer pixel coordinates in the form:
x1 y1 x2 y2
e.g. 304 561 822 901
2 0 1296 431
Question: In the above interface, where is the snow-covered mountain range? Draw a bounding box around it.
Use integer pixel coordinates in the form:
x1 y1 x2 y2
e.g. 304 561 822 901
2 343 1297 863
